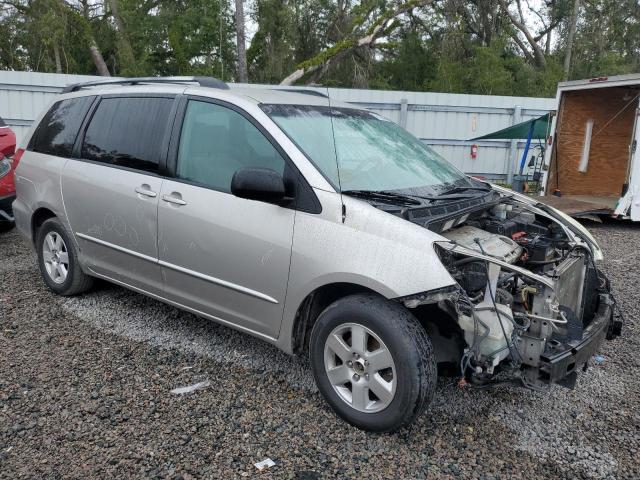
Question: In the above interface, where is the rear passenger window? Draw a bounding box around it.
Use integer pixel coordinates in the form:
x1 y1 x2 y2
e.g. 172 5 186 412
29 96 94 157
176 100 285 192
82 97 173 173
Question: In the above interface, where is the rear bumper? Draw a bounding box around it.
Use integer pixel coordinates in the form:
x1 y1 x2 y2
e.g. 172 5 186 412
0 193 15 222
11 197 31 240
538 293 618 384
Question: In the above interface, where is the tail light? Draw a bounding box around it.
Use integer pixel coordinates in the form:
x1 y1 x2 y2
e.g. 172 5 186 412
0 157 10 179
0 148 22 195
11 148 25 170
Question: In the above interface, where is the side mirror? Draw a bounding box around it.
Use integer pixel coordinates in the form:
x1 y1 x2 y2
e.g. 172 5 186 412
231 167 288 204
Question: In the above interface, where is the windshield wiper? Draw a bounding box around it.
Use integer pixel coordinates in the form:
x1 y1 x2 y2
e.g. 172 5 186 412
343 189 484 205
439 185 492 196
376 190 464 202
342 190 423 206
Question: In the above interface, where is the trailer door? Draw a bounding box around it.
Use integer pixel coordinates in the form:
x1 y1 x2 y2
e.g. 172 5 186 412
625 107 640 221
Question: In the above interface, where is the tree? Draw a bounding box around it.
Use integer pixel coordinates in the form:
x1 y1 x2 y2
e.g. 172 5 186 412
246 0 290 83
280 0 436 86
107 0 138 74
562 0 580 80
1 0 639 97
235 0 248 82
74 0 110 75
498 0 547 69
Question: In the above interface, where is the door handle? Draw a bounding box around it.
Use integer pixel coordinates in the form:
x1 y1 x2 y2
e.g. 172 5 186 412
135 185 157 198
162 193 187 206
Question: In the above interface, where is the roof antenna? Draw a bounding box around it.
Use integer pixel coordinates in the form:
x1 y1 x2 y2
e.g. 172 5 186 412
326 85 346 223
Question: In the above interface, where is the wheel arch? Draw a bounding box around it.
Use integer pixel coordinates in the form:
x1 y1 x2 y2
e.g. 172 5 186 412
31 206 57 243
288 282 385 356
288 281 466 374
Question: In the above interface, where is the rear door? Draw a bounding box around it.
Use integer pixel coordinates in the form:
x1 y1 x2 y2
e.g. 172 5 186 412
627 108 640 221
157 98 295 338
62 95 176 295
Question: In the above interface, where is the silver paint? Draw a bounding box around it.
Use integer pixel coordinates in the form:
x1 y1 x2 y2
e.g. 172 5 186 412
61 160 164 296
157 180 294 338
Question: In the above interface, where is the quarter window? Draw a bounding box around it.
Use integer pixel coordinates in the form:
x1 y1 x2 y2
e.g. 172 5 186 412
82 97 173 173
176 100 285 192
29 96 94 158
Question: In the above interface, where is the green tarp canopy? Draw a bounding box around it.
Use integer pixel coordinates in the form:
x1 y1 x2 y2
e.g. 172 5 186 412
471 113 550 140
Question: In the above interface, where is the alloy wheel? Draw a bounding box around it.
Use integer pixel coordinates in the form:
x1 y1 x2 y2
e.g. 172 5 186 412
323 322 397 413
42 231 69 284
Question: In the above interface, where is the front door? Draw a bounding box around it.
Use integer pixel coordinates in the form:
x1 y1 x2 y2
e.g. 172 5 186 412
158 99 295 338
62 96 175 294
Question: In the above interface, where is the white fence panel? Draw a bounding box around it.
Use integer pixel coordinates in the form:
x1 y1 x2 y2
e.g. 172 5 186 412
0 71 555 180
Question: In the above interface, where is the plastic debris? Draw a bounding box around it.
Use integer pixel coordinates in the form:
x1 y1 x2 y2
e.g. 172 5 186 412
594 355 605 365
254 458 275 471
170 380 210 395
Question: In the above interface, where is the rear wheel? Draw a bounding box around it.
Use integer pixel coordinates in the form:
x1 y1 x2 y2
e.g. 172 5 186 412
310 293 437 432
36 218 93 295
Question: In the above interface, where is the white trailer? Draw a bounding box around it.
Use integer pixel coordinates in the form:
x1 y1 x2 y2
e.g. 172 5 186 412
541 73 640 220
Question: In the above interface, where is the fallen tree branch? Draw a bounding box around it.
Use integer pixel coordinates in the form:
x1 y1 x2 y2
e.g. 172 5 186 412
280 0 431 85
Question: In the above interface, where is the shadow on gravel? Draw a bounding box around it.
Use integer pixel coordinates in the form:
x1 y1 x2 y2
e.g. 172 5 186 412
60 281 316 391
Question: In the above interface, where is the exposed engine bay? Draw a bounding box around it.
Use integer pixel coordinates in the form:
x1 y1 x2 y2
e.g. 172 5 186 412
403 197 622 389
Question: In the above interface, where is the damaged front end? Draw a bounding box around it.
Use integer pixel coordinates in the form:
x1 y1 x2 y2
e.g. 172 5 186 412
406 200 622 389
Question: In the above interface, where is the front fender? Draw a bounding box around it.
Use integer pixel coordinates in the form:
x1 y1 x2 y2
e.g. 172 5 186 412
278 190 457 352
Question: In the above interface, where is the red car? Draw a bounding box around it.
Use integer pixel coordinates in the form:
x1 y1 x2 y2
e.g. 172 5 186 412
0 116 18 231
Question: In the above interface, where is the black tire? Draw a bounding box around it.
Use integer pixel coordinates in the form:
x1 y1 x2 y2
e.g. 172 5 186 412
0 221 14 232
36 217 93 296
310 293 437 432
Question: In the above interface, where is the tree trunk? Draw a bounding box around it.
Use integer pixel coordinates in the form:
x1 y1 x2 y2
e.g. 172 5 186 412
107 0 137 74
80 0 110 76
90 40 111 76
499 0 547 69
563 0 580 81
53 43 62 73
235 0 248 83
545 0 555 55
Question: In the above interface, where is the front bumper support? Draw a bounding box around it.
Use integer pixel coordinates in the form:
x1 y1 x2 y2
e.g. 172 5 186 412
538 293 615 384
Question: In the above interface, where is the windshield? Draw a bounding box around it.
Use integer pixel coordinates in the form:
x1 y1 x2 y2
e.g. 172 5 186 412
261 104 471 194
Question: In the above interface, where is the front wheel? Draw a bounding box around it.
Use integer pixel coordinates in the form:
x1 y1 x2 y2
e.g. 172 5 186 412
310 293 437 432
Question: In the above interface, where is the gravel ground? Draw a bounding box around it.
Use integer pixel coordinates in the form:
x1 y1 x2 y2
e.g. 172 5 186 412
1 221 639 479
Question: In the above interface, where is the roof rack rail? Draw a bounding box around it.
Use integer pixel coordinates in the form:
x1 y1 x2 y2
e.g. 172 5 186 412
62 76 229 93
274 88 329 99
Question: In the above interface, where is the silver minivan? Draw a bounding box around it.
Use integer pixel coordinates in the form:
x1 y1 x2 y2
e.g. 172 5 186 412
13 77 621 432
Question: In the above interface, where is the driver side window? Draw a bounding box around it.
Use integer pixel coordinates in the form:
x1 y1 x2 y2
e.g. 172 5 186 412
176 100 285 192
